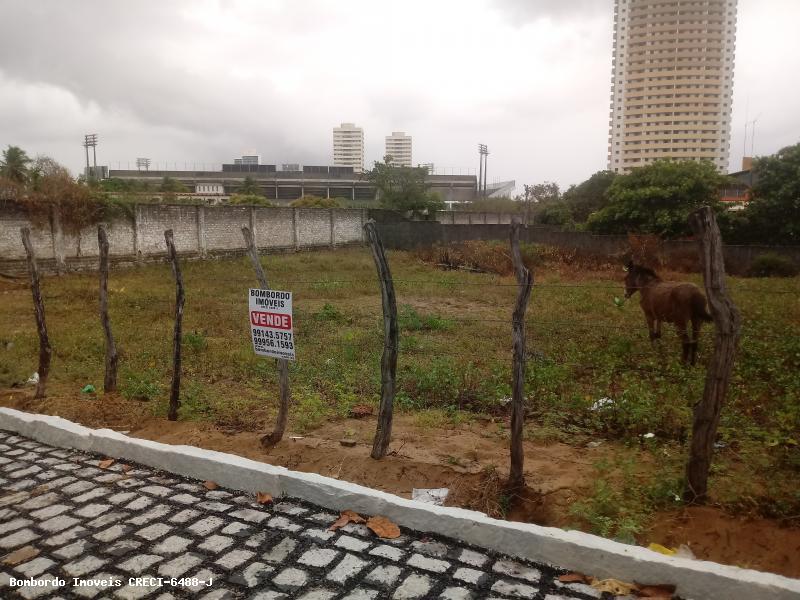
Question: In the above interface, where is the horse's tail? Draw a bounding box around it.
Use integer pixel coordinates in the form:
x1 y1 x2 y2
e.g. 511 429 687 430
693 293 713 322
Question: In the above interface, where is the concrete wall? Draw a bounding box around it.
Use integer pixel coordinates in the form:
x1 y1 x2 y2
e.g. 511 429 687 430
0 204 366 273
434 211 515 225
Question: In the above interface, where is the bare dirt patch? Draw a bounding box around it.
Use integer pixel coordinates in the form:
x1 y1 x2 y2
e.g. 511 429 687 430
3 387 799 578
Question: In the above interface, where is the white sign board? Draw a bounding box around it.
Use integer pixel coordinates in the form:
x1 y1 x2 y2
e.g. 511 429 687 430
249 289 296 361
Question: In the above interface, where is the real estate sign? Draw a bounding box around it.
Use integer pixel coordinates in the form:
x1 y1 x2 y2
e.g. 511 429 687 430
249 288 295 361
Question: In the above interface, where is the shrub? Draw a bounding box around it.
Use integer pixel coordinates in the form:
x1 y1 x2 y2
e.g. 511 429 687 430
229 194 274 206
290 195 341 208
748 253 799 278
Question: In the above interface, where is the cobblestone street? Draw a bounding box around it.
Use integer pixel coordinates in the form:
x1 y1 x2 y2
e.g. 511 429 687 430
0 428 609 599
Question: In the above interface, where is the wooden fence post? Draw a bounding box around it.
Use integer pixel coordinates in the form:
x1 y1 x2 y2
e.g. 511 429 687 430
509 219 533 488
684 206 741 504
242 226 292 447
364 219 398 459
164 230 185 421
98 225 119 392
20 227 51 399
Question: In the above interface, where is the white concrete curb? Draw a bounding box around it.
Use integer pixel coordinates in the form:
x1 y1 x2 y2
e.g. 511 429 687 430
1 408 798 600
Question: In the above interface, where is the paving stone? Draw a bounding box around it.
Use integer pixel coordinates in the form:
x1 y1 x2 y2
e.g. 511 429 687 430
229 508 271 523
188 515 225 535
492 559 541 583
86 511 128 528
364 564 402 588
169 508 201 523
267 515 302 532
138 485 172 497
104 539 143 557
39 514 80 532
490 579 539 598
3 516 33 531
135 522 173 540
199 590 237 600
74 503 112 518
118 553 162 572
440 587 474 600
71 572 120 598
340 589 379 600
0 528 39 549
249 592 287 600
14 556 56 577
205 490 233 500
369 544 405 561
122 496 152 511
63 555 108 577
93 524 132 543
127 505 171 526
42 525 87 546
196 500 233 512
458 548 489 568
30 503 70 520
16 571 63 599
215 548 254 569
16 492 61 510
158 553 204 578
307 511 338 525
407 552 451 573
53 538 94 559
198 534 235 553
107 491 138 505
273 502 308 516
393 573 434 599
262 537 297 563
152 535 192 554
73 488 111 503
326 553 368 584
220 521 252 536
171 492 201 504
272 567 309 590
335 534 371 552
553 580 603 599
114 581 162 599
298 546 340 568
453 567 485 585
411 539 450 557
228 561 274 587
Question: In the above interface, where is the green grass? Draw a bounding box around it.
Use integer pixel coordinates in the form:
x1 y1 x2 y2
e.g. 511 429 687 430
1 247 798 517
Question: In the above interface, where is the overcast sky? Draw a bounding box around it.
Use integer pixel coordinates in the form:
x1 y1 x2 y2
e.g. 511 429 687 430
1 0 798 191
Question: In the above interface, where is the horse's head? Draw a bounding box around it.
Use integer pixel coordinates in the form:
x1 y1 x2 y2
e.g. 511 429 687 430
623 261 658 297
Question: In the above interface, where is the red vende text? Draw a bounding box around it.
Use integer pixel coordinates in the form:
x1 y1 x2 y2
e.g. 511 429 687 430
250 311 292 330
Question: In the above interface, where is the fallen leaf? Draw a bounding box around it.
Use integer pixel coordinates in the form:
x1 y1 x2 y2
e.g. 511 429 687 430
349 404 374 418
328 510 366 531
2 545 39 566
366 515 401 539
647 542 676 556
203 480 219 490
256 492 273 505
121 464 133 473
98 458 115 469
637 583 677 598
590 578 637 596
29 484 49 497
558 573 588 584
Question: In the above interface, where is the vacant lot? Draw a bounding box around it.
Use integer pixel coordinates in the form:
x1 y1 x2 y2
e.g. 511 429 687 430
1 246 799 576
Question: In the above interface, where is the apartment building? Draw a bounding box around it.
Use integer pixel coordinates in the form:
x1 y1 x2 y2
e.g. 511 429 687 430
333 122 365 173
385 131 413 167
608 0 738 173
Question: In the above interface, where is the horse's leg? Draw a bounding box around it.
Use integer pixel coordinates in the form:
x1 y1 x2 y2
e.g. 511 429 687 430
676 321 690 365
654 319 662 340
690 318 701 366
645 312 657 343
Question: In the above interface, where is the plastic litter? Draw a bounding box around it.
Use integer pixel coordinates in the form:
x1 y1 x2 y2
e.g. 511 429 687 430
412 488 449 506
26 372 39 385
81 384 96 394
642 432 655 439
613 296 625 308
589 397 614 411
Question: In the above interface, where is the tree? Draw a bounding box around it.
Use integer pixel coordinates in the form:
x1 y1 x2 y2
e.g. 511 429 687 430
160 176 188 193
239 176 262 196
586 160 729 238
562 170 616 222
731 143 800 245
290 195 341 208
522 182 560 224
365 155 441 214
229 193 274 206
1 145 32 183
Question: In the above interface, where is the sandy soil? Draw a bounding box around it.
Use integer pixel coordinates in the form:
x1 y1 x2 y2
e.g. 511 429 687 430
2 388 799 579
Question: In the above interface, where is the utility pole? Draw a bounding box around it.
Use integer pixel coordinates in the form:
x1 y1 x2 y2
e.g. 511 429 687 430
478 144 489 198
83 134 98 180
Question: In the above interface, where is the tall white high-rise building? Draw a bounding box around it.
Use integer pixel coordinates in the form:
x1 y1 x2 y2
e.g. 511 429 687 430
333 123 364 173
385 131 412 167
608 0 737 174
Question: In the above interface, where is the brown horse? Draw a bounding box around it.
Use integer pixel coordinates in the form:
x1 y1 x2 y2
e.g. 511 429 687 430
623 261 712 365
